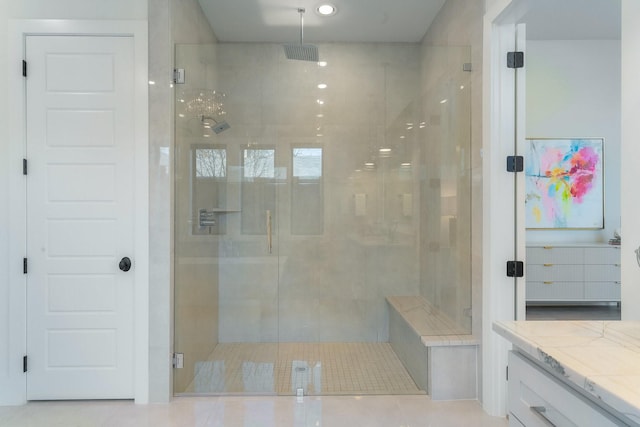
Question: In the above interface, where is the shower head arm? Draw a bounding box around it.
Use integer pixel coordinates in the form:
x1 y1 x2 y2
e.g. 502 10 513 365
298 8 305 45
201 115 218 124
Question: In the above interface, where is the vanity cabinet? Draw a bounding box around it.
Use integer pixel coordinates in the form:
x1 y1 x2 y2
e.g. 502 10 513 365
508 351 625 426
526 244 620 303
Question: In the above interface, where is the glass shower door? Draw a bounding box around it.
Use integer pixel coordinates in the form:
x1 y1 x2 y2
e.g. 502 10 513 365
174 142 280 394
173 43 280 395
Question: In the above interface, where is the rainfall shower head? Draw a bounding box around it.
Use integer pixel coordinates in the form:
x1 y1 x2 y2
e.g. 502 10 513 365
202 116 230 134
283 8 319 62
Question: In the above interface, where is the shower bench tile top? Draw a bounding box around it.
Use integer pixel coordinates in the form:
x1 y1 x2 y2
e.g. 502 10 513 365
386 296 477 344
386 295 478 400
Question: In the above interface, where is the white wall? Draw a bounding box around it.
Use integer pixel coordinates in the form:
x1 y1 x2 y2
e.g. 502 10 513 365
4 1 146 19
621 0 640 320
0 0 148 405
526 40 621 244
0 0 10 404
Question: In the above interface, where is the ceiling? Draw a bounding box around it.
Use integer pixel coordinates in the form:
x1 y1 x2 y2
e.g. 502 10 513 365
503 0 620 40
197 0 620 44
197 0 447 43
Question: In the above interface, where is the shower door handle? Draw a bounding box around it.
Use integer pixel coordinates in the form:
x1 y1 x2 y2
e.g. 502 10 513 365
266 210 272 254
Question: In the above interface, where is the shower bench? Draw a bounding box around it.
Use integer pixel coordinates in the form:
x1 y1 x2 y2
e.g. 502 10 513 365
386 296 478 400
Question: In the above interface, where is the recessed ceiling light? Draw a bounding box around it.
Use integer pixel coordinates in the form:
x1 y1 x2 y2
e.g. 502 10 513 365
318 61 328 67
317 4 337 16
317 83 328 89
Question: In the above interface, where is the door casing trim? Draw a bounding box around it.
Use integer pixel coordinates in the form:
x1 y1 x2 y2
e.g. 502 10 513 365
6 19 149 405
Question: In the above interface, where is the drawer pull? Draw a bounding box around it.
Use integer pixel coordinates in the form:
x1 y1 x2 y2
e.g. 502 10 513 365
543 263 553 267
543 246 554 249
544 281 553 285
531 406 556 427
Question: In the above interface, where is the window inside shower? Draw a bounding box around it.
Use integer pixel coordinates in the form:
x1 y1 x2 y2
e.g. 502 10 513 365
173 42 473 396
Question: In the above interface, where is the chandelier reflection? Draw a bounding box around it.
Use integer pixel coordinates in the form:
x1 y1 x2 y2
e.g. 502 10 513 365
180 89 230 135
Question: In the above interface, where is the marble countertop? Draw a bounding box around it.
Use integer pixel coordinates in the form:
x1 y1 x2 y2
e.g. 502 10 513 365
493 320 640 425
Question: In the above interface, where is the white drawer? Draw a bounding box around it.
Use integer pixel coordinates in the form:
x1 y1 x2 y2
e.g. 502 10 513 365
584 264 621 282
526 282 583 301
584 282 621 301
509 414 526 427
584 246 621 264
526 264 583 282
508 351 623 426
527 246 584 265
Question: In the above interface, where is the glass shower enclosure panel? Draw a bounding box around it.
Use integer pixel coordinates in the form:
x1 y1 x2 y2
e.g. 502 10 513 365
173 41 473 396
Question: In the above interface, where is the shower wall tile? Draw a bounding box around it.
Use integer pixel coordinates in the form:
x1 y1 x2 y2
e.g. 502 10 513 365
218 259 279 299
278 298 322 342
219 297 278 342
171 0 217 44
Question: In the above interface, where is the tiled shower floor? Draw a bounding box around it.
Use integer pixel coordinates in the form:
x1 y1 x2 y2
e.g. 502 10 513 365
183 343 423 396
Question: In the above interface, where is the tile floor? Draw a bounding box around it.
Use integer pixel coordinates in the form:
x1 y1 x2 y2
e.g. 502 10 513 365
0 395 508 427
184 343 422 395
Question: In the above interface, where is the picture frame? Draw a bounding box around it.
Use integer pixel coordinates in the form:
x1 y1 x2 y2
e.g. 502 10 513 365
525 138 604 229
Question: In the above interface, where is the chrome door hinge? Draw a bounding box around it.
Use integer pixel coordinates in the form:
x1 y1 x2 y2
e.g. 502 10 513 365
173 353 184 369
173 69 185 85
23 159 27 175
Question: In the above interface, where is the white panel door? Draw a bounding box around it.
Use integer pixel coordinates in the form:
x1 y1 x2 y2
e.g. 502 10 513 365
25 35 135 399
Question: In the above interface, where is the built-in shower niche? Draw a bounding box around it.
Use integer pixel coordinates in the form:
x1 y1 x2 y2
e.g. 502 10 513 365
191 144 240 235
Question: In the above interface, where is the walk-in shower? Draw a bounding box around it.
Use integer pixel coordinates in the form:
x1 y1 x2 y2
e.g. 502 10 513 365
173 39 473 396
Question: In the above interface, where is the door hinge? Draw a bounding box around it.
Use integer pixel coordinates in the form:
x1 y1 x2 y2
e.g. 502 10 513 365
23 258 28 274
173 68 185 85
173 353 184 369
22 60 27 77
506 366 509 381
23 159 27 175
506 155 524 172
23 355 28 373
507 51 524 69
506 261 524 278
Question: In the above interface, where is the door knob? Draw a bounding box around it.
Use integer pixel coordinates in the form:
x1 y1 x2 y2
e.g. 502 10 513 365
119 257 132 272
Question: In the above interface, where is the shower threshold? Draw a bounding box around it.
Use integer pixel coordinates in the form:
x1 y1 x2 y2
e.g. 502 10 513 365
180 342 424 396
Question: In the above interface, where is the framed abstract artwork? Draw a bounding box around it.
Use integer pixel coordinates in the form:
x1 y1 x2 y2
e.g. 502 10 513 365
525 138 604 229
